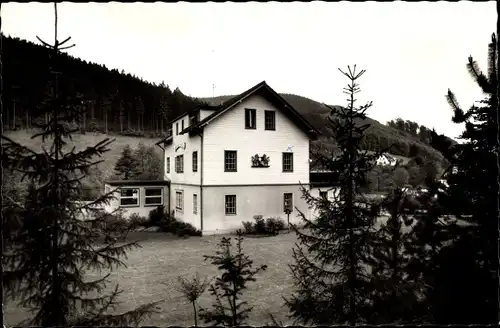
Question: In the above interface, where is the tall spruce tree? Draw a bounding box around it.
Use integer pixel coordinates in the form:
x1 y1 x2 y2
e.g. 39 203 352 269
366 188 427 324
421 33 498 324
286 65 381 325
1 4 160 325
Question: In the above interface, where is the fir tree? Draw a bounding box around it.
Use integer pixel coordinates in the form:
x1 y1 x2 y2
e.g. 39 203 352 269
1 4 160 325
199 231 267 327
421 33 498 324
286 65 381 325
366 188 427 324
114 144 139 180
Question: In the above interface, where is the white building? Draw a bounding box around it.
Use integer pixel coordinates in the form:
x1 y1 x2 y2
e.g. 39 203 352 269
375 153 398 167
155 81 322 235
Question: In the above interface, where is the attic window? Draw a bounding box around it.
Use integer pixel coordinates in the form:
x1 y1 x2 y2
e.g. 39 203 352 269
181 119 184 131
265 111 276 130
245 108 256 129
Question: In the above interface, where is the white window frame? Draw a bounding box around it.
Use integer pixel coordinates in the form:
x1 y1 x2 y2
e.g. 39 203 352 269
245 108 256 129
144 187 163 207
264 110 276 130
283 192 294 212
225 195 236 215
193 193 198 214
175 155 184 173
119 187 140 207
176 190 184 212
224 150 237 172
283 152 294 172
192 151 198 172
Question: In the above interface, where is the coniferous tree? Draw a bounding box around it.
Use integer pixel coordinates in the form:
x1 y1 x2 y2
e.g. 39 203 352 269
199 232 267 327
114 144 139 180
1 4 160 325
286 65 381 325
366 188 427 324
132 143 162 180
421 33 498 324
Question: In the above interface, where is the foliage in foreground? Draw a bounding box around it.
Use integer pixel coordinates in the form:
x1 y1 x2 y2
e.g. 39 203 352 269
174 273 211 327
286 66 382 325
1 5 161 325
422 32 499 324
199 231 267 326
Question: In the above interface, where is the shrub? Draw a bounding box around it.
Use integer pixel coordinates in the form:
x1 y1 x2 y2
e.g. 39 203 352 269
129 213 148 228
265 217 285 235
148 205 167 227
242 216 286 235
253 215 266 234
242 221 255 234
147 206 202 237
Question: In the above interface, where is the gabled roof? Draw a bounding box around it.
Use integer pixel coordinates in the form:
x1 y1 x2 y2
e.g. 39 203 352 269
180 81 321 138
168 103 222 126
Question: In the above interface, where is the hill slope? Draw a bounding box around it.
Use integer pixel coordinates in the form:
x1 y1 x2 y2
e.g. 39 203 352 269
200 94 448 166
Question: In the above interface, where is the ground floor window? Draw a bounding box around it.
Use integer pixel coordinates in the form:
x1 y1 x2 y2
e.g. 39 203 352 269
120 188 139 206
145 187 163 206
225 195 236 215
284 193 293 212
176 191 184 211
193 193 198 214
319 191 327 199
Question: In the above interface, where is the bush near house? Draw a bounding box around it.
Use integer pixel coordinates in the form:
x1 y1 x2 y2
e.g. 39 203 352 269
242 215 286 236
147 206 202 237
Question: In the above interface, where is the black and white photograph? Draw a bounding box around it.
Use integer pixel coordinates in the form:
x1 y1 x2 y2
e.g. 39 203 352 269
0 1 498 326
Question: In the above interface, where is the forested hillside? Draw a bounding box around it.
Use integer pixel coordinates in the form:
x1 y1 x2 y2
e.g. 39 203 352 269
4 34 451 169
2 34 204 136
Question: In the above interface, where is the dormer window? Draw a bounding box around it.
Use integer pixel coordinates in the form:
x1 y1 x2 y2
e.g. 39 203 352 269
245 108 256 129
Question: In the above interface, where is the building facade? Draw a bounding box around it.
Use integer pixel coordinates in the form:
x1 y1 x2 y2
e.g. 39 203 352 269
156 81 321 235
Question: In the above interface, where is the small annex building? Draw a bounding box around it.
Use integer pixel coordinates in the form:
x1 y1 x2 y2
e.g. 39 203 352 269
103 179 171 218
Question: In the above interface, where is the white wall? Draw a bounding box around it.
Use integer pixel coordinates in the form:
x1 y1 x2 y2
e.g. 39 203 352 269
202 93 310 185
309 186 340 221
164 116 202 185
170 183 202 229
200 184 310 235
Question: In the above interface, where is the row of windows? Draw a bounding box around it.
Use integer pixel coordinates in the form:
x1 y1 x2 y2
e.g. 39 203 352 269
119 187 164 207
173 109 276 137
174 191 293 216
245 108 276 131
224 151 293 172
167 151 293 174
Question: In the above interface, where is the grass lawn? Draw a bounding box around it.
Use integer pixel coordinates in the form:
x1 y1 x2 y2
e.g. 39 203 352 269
4 231 301 327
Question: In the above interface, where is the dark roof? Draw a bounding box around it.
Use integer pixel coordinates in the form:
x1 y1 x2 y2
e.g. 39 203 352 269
310 171 340 187
105 180 170 187
179 81 321 137
167 104 222 126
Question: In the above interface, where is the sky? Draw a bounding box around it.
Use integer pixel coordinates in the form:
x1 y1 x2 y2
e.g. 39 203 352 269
2 2 497 140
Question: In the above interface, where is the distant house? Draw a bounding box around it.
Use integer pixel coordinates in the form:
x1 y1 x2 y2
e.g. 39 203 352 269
309 170 340 219
375 153 398 167
155 81 322 235
103 180 170 218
